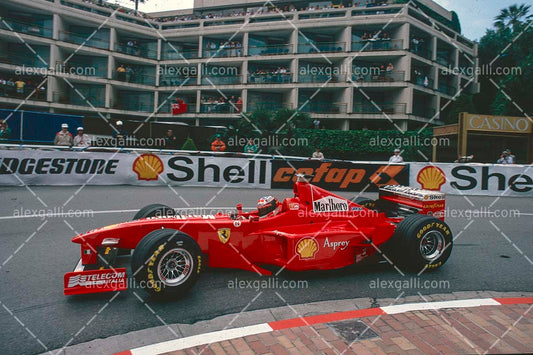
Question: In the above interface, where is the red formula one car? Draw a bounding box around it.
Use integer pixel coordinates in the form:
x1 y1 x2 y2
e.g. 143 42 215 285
64 177 452 297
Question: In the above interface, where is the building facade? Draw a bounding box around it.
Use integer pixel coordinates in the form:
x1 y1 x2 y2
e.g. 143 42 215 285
0 0 478 132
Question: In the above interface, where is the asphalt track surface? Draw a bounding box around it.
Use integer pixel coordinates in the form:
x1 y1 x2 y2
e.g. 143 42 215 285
0 185 532 354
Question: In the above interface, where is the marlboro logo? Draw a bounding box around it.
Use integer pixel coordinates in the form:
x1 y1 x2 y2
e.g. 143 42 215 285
312 196 349 213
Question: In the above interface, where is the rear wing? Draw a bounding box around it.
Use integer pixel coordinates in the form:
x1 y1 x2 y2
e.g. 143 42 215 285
379 185 446 220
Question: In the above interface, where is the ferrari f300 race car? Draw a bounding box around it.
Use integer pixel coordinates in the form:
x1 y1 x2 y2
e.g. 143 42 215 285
64 177 452 297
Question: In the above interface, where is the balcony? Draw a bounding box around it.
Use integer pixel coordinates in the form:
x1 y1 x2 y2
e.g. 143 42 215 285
162 49 199 60
298 42 345 54
0 19 52 38
438 82 456 96
200 101 240 113
298 73 346 83
413 107 436 119
203 46 243 58
0 53 48 68
412 74 434 89
246 102 291 112
113 100 154 112
201 75 242 85
0 84 47 101
353 103 406 114
248 44 293 56
114 72 156 86
159 76 198 86
353 70 405 83
54 91 105 107
351 39 403 52
115 44 158 59
59 31 109 50
299 102 347 114
410 47 432 60
248 73 292 84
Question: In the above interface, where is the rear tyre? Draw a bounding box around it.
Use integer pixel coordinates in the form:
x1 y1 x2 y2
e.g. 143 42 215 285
133 204 176 220
132 229 202 298
384 214 453 271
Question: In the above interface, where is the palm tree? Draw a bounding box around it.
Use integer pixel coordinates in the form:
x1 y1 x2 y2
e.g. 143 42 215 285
131 0 147 12
494 4 532 33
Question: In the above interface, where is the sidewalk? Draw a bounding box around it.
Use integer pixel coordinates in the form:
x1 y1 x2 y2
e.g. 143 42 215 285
56 291 533 355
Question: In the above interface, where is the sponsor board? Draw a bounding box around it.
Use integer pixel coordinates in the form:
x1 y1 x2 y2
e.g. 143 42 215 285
410 163 533 197
0 149 271 188
271 161 408 191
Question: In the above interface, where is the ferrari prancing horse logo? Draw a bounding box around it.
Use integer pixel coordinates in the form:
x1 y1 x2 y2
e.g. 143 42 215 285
218 228 231 244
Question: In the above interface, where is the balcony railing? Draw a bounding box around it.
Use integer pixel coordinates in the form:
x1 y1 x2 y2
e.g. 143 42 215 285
410 47 432 60
413 107 436 119
0 54 49 68
248 44 292 56
159 76 198 86
298 42 345 54
412 75 434 89
299 102 347 114
0 85 47 101
160 102 196 114
246 102 291 112
248 73 292 84
352 70 405 83
200 102 240 113
59 31 109 50
201 76 242 85
162 49 199 60
298 73 346 83
203 46 243 58
114 71 156 85
55 92 105 107
353 102 406 114
351 39 403 52
0 19 52 38
438 82 456 96
115 44 158 59
113 101 154 112
436 54 452 66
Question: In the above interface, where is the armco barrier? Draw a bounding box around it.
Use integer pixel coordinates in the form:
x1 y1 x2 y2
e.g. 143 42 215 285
1 146 531 196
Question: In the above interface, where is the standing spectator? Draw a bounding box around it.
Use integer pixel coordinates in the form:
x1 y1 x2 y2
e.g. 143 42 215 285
73 127 91 147
313 119 321 129
244 138 258 154
236 97 243 113
312 148 324 160
15 79 25 95
211 134 226 152
505 149 515 164
497 152 508 164
389 148 404 163
54 123 73 146
164 129 178 149
112 120 128 139
0 120 11 142
125 66 134 82
116 65 126 81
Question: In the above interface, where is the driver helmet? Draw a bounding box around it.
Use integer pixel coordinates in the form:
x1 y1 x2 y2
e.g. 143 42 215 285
257 195 279 217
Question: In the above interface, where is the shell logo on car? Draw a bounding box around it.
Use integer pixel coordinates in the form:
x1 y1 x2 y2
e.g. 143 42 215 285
296 237 319 259
417 166 446 190
133 154 164 181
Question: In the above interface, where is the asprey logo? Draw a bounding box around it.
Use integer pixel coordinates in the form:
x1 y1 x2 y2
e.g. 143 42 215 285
313 196 349 213
67 271 126 288
133 154 164 181
417 166 446 190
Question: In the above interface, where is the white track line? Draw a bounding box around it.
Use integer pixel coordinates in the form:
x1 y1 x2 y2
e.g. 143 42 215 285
381 298 500 314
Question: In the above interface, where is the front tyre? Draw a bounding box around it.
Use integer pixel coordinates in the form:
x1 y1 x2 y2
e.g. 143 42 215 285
132 229 202 298
389 214 453 271
133 204 176 220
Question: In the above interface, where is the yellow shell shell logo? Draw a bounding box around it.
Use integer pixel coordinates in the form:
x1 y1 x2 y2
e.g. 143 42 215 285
133 154 164 181
417 166 445 191
296 238 319 259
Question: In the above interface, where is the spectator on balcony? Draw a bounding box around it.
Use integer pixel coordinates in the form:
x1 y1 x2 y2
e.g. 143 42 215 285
211 134 226 152
504 149 515 164
73 127 91 147
125 66 134 82
54 123 73 146
312 148 324 160
15 79 25 95
164 129 178 149
411 37 420 53
112 120 128 140
313 119 321 129
116 65 126 81
0 120 11 142
244 138 258 154
389 148 403 163
236 97 243 112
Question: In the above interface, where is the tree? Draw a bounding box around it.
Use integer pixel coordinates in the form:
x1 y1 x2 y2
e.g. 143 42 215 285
442 94 476 124
494 4 532 33
131 0 147 12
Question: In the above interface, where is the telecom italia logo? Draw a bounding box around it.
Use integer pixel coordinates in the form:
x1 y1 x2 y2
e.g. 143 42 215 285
313 196 349 213
67 271 126 288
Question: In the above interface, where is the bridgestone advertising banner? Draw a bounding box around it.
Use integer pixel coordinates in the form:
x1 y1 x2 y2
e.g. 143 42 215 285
271 160 409 192
0 150 271 188
409 163 533 197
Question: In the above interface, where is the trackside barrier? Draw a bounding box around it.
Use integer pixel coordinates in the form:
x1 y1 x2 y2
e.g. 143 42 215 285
0 146 531 196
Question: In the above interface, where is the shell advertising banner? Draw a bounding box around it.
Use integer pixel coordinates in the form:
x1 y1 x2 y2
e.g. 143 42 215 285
0 149 271 188
409 163 533 197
